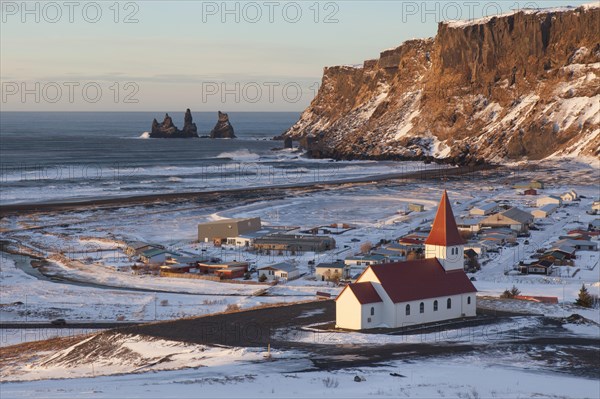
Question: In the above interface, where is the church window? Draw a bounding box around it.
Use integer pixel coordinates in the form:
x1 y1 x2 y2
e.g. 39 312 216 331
433 300 438 311
419 302 424 313
467 296 471 305
447 298 452 309
370 307 375 316
405 304 410 315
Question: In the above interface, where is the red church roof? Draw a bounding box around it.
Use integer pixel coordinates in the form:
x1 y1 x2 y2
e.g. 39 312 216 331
424 190 466 246
344 282 382 304
369 259 477 303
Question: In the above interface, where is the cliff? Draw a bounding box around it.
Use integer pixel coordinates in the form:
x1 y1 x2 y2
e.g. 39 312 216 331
285 4 600 164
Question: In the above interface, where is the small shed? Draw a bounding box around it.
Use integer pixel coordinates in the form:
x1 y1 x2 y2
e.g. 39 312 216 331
408 203 425 212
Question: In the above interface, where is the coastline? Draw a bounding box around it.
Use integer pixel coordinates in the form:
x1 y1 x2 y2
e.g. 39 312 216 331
0 164 496 216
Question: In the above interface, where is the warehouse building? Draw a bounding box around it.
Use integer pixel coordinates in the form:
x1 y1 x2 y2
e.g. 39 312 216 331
197 217 262 244
254 233 336 253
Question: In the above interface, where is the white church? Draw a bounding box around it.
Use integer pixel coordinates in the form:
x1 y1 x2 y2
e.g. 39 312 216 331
335 191 477 330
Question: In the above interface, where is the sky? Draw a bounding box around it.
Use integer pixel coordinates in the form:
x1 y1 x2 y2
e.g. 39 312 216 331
0 0 593 111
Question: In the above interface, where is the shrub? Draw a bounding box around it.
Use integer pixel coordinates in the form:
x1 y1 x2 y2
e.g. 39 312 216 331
322 377 339 388
225 304 241 312
258 274 268 282
500 285 521 299
575 284 593 308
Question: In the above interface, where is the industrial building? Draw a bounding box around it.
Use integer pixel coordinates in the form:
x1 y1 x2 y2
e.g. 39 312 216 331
197 217 262 244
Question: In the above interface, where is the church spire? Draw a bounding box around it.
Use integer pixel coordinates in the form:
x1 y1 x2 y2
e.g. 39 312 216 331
424 190 465 247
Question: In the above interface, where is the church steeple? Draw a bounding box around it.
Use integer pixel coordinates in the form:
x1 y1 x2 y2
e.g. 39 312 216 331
425 190 465 271
424 190 465 246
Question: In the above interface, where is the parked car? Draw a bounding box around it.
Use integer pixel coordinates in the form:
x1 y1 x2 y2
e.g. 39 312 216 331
51 318 67 326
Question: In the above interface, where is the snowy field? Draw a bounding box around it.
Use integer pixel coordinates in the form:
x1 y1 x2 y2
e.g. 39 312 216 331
2 334 599 398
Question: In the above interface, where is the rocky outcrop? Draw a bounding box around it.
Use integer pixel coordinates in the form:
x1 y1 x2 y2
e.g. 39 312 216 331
150 109 199 138
181 108 198 136
210 111 236 139
285 4 600 163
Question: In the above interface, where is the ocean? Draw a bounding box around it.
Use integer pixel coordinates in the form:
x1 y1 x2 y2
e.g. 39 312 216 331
0 112 419 205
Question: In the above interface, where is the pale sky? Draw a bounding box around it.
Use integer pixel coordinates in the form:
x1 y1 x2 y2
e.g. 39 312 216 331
0 0 591 111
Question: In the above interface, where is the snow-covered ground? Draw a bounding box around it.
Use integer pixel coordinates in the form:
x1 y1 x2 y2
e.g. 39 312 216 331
2 340 598 398
1 160 599 397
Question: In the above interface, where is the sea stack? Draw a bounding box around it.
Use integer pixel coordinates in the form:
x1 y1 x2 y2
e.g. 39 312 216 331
210 111 236 139
181 108 198 136
149 110 199 138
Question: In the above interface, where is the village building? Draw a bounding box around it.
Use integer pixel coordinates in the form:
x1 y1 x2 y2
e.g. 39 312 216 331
518 259 553 275
139 248 181 265
480 207 533 232
335 191 477 330
464 242 487 256
469 202 498 216
345 254 387 277
197 217 262 244
455 217 481 233
523 188 538 196
536 195 562 207
513 180 544 189
589 219 600 232
125 241 164 257
315 262 347 281
560 190 578 202
227 227 280 247
553 239 597 251
592 201 600 215
531 203 559 219
258 262 299 281
197 260 249 279
408 203 425 212
370 247 406 263
254 233 335 253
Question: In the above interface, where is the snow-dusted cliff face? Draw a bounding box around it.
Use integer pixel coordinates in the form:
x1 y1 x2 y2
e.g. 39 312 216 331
284 4 600 164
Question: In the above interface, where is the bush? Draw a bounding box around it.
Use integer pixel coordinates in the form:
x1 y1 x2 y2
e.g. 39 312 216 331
322 377 339 388
360 241 373 254
500 285 521 299
225 304 241 312
258 274 268 282
575 284 593 308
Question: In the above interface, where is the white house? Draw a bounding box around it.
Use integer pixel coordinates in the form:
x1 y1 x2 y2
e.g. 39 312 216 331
560 190 578 202
531 203 559 219
139 248 181 265
258 262 299 281
344 254 386 278
336 191 477 330
536 195 562 207
455 217 481 233
469 202 498 216
315 262 347 281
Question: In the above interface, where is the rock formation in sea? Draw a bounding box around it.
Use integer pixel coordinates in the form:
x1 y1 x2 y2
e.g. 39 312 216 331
283 4 600 164
181 108 198 136
210 111 236 139
149 110 199 138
